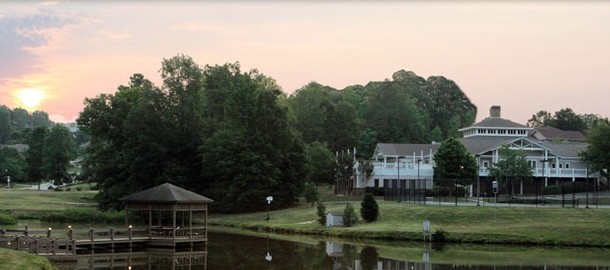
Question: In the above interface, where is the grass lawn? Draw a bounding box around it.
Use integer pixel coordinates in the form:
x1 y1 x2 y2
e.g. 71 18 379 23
0 248 56 270
0 189 97 211
209 199 610 247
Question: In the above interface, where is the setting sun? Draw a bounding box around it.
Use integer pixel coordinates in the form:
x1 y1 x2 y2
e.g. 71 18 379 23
16 88 46 110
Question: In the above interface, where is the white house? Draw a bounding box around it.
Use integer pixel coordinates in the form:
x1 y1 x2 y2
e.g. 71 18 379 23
326 212 344 227
354 106 603 198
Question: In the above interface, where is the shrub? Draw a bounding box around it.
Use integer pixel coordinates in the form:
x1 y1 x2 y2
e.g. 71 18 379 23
303 182 319 207
343 203 357 227
40 209 124 224
360 193 379 222
435 228 447 242
0 212 17 225
76 187 82 191
316 201 326 226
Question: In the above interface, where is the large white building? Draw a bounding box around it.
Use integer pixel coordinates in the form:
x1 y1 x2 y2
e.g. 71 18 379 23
354 106 602 198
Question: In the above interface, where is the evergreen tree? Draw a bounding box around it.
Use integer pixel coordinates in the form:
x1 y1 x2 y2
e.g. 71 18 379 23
316 201 326 226
360 193 379 222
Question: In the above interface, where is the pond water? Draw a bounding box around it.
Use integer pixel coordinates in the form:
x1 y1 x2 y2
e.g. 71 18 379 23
49 228 610 270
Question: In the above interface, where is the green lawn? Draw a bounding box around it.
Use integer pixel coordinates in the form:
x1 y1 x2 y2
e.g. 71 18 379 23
0 189 97 211
0 248 56 270
209 200 610 247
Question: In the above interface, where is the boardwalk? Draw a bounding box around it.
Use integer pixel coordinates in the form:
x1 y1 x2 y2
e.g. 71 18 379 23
0 225 208 258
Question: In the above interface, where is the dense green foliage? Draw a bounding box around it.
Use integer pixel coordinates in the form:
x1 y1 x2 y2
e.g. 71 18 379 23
433 137 477 187
343 203 358 227
527 107 608 133
78 56 305 212
316 201 326 225
0 211 17 225
360 193 379 222
39 208 124 224
303 182 318 206
285 70 477 158
488 145 533 195
581 121 610 179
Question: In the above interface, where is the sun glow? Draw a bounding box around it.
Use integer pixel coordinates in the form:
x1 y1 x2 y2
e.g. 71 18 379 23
16 88 46 110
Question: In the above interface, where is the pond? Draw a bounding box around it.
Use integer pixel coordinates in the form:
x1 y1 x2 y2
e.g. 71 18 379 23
50 228 610 270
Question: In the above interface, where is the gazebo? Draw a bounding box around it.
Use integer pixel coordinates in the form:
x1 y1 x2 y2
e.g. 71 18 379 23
120 183 214 247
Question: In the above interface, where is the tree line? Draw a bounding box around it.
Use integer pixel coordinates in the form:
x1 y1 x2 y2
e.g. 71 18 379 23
0 107 77 185
76 54 610 213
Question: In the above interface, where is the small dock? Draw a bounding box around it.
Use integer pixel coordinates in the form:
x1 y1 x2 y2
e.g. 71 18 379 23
0 225 208 259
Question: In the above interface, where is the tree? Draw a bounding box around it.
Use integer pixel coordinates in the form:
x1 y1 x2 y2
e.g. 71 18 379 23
316 201 326 225
303 182 318 207
42 124 76 184
26 126 46 188
343 203 357 227
304 142 335 185
488 145 532 198
0 147 25 182
527 110 552 128
30 111 51 127
581 121 610 179
0 106 11 144
201 63 306 212
335 151 355 195
433 137 477 188
360 193 379 222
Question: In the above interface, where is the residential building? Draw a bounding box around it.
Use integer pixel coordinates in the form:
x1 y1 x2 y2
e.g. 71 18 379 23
354 106 602 197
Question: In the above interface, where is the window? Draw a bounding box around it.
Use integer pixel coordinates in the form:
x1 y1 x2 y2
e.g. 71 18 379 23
528 160 537 168
551 163 556 168
374 179 379 188
565 163 570 169
483 161 489 168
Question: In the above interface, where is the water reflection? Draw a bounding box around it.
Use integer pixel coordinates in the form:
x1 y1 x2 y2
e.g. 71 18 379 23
52 230 610 270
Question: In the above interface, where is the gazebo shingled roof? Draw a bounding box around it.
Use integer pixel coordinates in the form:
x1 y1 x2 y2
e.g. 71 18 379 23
121 182 214 204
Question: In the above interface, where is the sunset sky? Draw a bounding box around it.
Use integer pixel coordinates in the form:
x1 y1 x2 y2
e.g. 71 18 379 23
1 1 609 124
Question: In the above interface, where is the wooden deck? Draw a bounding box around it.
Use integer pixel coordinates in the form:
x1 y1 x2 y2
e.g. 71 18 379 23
0 225 208 258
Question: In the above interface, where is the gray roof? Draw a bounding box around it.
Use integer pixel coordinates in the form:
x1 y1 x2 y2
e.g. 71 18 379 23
373 143 440 157
464 117 530 129
532 127 587 141
121 183 214 204
541 141 588 158
460 136 517 155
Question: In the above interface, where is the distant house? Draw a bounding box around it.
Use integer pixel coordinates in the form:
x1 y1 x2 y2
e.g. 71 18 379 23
326 212 344 227
354 106 603 199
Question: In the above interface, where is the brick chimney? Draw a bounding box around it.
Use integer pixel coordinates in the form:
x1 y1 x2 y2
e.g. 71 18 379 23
490 106 501 118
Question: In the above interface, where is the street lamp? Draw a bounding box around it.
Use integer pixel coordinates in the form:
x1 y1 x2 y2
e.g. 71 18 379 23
476 154 481 207
265 196 273 221
396 156 405 202
541 159 549 206
417 159 422 205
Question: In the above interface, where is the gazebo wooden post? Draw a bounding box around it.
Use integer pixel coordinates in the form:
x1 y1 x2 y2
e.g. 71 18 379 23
189 207 193 239
172 208 177 240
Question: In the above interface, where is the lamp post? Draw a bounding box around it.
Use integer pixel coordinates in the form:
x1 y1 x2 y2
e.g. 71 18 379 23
541 159 549 206
396 156 405 202
476 154 481 207
265 196 273 221
417 159 422 205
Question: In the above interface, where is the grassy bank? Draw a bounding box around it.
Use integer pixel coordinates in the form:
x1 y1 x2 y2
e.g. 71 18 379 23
209 200 610 247
0 248 57 270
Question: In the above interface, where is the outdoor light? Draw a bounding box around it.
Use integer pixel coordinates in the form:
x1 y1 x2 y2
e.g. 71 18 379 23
266 196 273 221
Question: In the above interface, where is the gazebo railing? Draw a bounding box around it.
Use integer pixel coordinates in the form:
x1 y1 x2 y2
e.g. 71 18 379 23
148 227 207 239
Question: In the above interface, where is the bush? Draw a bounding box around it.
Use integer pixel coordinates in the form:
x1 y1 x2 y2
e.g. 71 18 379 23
0 212 17 225
316 201 326 226
303 182 318 207
435 228 447 242
76 187 82 191
343 203 357 227
40 209 124 224
360 193 379 222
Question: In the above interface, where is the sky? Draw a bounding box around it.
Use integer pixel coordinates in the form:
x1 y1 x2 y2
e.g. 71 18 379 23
1 1 609 124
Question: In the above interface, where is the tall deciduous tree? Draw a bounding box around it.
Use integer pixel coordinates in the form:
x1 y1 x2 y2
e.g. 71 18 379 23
42 124 76 183
488 145 532 196
433 137 477 187
304 141 335 185
0 106 11 144
201 63 305 212
26 126 46 187
581 121 610 179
